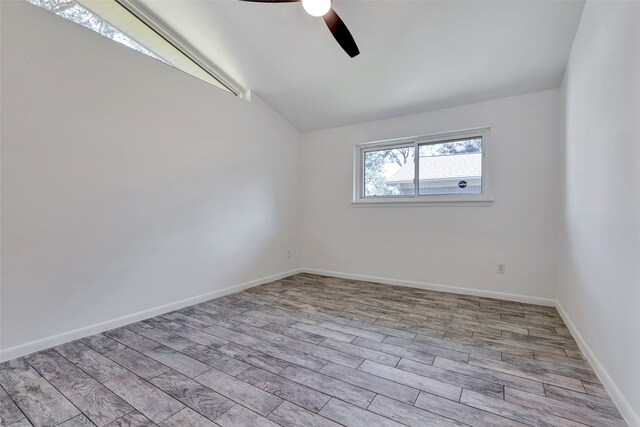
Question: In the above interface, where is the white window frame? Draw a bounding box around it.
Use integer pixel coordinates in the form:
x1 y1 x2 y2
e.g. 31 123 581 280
353 127 492 206
115 0 247 98
26 0 247 98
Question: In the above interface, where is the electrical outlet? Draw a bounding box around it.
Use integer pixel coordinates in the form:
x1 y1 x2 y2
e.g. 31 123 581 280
287 249 291 259
497 264 506 274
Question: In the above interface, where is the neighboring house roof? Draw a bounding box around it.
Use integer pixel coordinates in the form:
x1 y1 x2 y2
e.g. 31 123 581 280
388 153 481 182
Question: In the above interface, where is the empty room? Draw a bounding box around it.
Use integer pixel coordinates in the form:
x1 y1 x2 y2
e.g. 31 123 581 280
0 0 638 426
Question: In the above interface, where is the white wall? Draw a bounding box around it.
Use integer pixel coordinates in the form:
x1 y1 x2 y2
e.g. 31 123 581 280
299 89 561 302
558 1 640 424
0 1 300 356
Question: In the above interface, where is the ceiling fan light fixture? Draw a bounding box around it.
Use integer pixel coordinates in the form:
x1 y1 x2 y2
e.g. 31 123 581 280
301 0 331 17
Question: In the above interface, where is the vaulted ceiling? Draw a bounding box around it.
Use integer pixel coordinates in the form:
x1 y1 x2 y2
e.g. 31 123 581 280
138 0 585 132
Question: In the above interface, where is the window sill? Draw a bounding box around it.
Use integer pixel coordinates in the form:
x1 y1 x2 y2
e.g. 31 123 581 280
351 196 493 207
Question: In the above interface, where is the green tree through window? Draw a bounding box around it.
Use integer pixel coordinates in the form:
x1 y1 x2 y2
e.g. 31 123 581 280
27 0 167 63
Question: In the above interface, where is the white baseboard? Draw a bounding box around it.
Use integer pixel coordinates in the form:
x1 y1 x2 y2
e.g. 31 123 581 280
300 268 556 306
0 268 302 362
555 302 639 427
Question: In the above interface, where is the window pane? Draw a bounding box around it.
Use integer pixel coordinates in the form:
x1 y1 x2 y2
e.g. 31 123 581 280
26 0 234 94
418 138 482 196
364 147 415 197
27 0 165 61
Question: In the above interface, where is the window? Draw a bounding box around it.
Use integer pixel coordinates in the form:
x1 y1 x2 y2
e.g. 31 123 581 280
26 0 243 96
354 128 491 205
364 146 415 197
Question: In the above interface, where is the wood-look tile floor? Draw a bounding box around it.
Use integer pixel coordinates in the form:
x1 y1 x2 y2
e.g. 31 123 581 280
0 273 626 427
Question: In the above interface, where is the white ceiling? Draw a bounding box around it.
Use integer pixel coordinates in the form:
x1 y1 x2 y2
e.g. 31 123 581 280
139 0 585 132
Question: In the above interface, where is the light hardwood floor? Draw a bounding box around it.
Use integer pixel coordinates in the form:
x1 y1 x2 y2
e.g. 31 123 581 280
0 273 626 426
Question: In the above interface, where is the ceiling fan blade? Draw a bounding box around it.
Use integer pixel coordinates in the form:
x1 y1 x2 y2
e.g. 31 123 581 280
322 8 359 58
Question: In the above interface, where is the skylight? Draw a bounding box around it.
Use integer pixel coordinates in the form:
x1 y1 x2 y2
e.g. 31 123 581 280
26 0 240 96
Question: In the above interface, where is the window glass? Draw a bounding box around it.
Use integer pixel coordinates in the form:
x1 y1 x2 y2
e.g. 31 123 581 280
418 138 482 196
26 0 235 94
27 0 165 61
364 147 415 197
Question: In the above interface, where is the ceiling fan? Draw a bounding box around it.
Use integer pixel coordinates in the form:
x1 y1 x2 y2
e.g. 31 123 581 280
239 0 360 58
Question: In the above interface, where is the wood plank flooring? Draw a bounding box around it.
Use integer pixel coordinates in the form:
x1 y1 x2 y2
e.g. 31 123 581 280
0 273 626 426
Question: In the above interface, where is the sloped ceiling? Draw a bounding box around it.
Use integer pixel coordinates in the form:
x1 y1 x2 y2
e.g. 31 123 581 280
139 0 585 132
